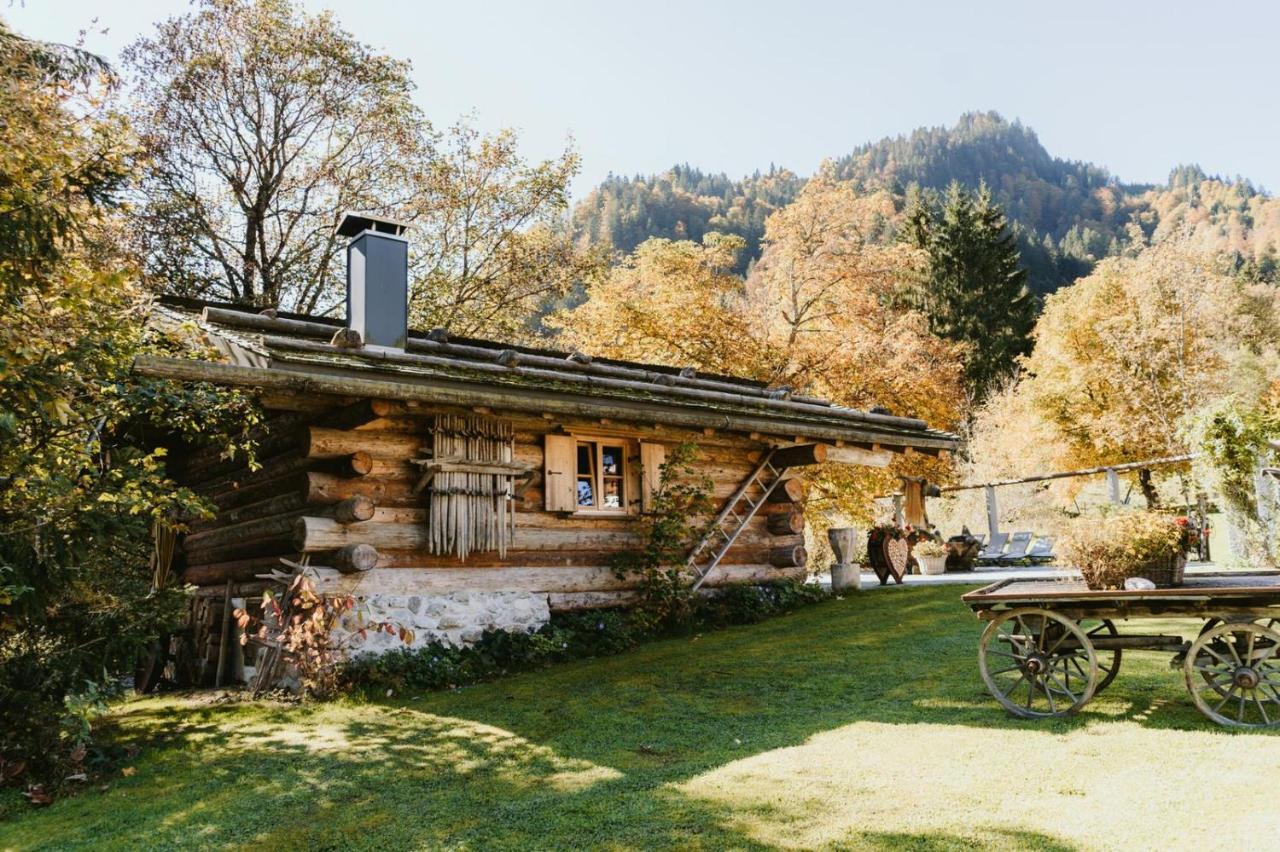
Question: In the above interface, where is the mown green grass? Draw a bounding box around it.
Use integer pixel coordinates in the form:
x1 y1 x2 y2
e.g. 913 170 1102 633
2 586 1276 851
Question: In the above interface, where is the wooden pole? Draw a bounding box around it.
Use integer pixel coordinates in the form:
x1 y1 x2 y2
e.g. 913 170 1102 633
985 485 1000 541
1106 468 1122 505
331 543 379 573
331 495 375 524
765 478 807 504
214 580 232 688
1196 491 1212 562
770 443 827 468
940 454 1197 493
769 545 807 568
766 509 805 535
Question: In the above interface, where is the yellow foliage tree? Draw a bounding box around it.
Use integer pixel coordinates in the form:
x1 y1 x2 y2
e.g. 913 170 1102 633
552 175 966 527
964 236 1280 513
546 231 759 375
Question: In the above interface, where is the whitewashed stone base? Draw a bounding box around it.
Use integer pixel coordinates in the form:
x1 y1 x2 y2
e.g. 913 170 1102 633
337 590 551 655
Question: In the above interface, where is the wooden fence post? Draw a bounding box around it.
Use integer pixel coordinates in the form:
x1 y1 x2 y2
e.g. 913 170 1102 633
1106 468 1121 505
985 485 1000 541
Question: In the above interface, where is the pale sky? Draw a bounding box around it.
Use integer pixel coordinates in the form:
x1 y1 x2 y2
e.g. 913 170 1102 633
7 0 1278 195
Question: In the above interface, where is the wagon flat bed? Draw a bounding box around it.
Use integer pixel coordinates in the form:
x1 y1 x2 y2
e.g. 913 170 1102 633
963 571 1280 618
960 571 1280 728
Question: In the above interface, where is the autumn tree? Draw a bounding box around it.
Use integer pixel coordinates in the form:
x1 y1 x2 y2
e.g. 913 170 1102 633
547 232 758 375
407 123 600 340
125 0 425 312
1017 238 1277 505
0 22 257 786
904 181 1036 403
1190 385 1280 566
554 175 965 523
744 177 965 518
126 0 592 334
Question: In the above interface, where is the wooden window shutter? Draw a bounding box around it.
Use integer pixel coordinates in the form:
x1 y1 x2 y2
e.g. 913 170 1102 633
544 434 576 512
639 442 665 513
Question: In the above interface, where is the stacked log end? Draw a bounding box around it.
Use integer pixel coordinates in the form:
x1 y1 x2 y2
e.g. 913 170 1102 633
765 477 807 504
332 543 379 573
766 509 806 536
178 411 391 587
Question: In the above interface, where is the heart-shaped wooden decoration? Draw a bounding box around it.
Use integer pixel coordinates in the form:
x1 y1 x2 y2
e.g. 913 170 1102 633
883 537 909 579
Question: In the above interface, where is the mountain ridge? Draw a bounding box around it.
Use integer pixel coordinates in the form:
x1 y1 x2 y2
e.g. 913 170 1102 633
572 111 1276 292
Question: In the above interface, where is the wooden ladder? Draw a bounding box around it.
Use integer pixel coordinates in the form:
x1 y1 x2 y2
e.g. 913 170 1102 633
687 449 791 592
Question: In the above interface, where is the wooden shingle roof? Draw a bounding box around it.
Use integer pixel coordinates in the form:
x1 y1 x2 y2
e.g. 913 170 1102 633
137 296 962 452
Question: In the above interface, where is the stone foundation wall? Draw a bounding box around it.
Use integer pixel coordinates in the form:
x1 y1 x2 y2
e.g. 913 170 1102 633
338 590 552 654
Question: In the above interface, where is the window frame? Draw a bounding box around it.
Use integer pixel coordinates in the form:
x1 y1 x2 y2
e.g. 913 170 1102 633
570 435 632 516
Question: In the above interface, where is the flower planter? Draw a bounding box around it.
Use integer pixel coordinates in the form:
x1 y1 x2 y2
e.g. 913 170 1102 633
1065 512 1190 591
1136 553 1186 588
917 555 948 576
1082 553 1186 590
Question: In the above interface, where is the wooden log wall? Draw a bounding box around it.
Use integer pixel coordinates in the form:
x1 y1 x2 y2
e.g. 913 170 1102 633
176 396 808 606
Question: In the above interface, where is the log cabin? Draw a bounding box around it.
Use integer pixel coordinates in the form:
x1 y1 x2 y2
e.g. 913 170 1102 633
136 213 960 679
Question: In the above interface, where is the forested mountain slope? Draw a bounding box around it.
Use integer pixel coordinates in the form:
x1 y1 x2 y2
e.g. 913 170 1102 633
570 165 804 274
572 112 1278 293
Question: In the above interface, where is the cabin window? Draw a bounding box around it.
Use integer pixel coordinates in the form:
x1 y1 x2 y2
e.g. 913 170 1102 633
575 440 626 511
544 435 662 515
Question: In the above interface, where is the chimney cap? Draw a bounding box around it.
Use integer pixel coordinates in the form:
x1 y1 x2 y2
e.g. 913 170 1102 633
337 211 411 238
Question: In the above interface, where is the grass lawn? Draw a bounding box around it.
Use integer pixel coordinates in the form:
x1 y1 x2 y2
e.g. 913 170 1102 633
3 585 1278 851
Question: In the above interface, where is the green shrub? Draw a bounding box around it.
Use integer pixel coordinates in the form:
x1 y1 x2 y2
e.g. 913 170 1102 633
697 580 830 627
0 23 260 791
609 442 714 634
341 582 828 696
340 611 636 694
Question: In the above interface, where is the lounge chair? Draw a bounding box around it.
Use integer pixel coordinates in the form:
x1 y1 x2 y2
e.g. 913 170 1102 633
996 531 1034 563
975 532 1009 563
1026 536 1055 563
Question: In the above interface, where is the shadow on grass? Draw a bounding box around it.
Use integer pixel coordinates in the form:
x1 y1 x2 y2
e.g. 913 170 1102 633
5 586 1273 849
858 828 1079 851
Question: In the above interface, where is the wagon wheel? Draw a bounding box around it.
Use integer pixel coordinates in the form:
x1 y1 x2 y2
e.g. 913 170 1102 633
1184 621 1280 728
979 608 1099 719
1195 617 1279 697
1077 619 1122 694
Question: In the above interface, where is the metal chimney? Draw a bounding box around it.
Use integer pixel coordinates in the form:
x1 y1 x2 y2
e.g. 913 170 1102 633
337 212 411 350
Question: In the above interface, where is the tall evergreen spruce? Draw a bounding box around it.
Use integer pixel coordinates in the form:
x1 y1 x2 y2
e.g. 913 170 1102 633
906 181 1035 403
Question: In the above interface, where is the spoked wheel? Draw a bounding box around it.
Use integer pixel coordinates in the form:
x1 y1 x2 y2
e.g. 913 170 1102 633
1195 618 1279 697
1078 619 1122 694
979 608 1099 718
1184 621 1280 728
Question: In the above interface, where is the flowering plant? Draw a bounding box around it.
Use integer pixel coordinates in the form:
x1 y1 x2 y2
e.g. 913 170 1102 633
914 539 949 559
867 522 909 544
235 573 411 697
1174 516 1208 553
1061 511 1185 590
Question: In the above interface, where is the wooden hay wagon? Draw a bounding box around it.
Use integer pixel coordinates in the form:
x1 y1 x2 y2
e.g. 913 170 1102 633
962 573 1280 728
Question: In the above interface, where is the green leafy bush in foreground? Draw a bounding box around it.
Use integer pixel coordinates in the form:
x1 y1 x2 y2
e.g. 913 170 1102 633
0 22 261 794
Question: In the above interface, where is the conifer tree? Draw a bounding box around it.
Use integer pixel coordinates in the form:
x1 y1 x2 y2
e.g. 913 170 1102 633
906 181 1035 402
